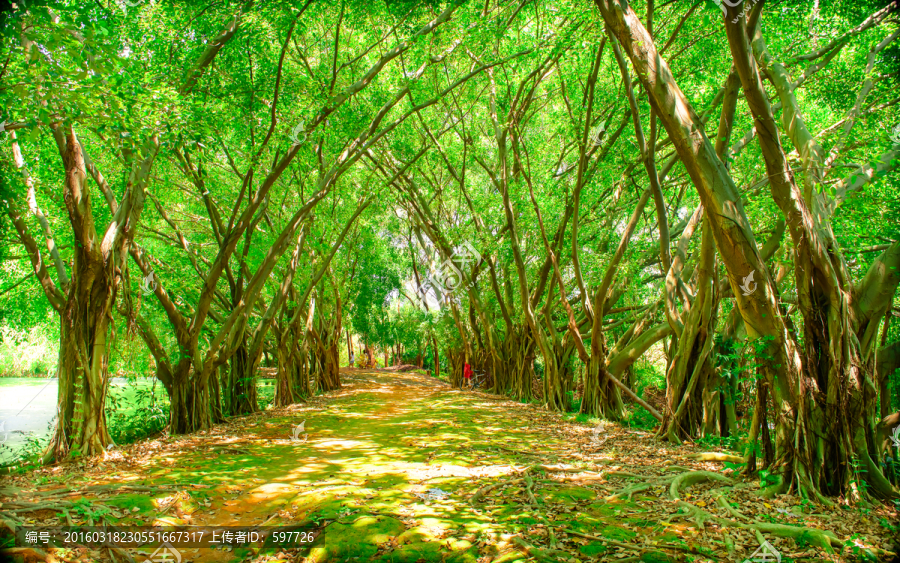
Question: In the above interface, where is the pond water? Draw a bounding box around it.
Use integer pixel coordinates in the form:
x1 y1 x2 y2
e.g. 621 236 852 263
0 377 164 464
0 377 277 464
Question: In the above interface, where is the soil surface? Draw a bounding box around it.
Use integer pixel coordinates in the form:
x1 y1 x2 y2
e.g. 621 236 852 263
1 368 897 562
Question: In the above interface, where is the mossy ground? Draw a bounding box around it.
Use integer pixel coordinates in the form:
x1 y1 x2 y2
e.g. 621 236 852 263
1 369 896 562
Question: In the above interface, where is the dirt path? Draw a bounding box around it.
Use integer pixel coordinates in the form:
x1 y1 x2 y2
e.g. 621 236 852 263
1 369 897 562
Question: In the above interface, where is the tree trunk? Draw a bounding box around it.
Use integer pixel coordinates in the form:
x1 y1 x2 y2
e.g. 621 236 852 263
365 344 375 368
494 327 535 401
581 355 624 419
210 364 226 423
593 0 899 499
431 336 440 379
228 341 257 415
309 312 342 392
275 337 297 407
659 218 719 442
876 317 896 419
51 309 114 459
169 361 212 434
448 348 464 389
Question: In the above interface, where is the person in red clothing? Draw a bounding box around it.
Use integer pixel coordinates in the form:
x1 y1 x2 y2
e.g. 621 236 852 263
463 360 473 389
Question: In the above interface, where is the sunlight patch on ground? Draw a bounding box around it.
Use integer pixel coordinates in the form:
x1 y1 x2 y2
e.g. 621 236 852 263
401 462 521 481
249 482 297 495
310 438 369 450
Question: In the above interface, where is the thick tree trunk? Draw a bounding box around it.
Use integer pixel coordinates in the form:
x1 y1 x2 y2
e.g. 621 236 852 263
448 348 465 389
430 337 439 378
210 364 225 423
876 322 897 419
228 341 257 416
495 327 535 401
581 355 624 419
50 309 114 459
542 338 575 412
169 361 212 435
309 311 342 392
313 337 342 392
659 218 719 442
37 130 158 460
365 344 375 368
275 338 298 407
594 0 899 499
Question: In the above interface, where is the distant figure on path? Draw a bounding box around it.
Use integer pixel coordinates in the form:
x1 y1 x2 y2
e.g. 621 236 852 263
463 361 473 389
349 351 355 367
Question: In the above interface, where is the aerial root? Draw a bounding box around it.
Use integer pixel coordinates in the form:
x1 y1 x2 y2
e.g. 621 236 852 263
667 499 890 558
760 473 788 499
668 471 733 500
604 482 651 501
713 491 751 522
602 470 733 502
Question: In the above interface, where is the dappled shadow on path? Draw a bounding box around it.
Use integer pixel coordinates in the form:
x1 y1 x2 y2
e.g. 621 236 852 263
1 368 893 562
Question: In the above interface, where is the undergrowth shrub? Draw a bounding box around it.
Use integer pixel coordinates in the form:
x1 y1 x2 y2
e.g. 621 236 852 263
0 324 57 377
106 378 168 444
622 405 658 430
